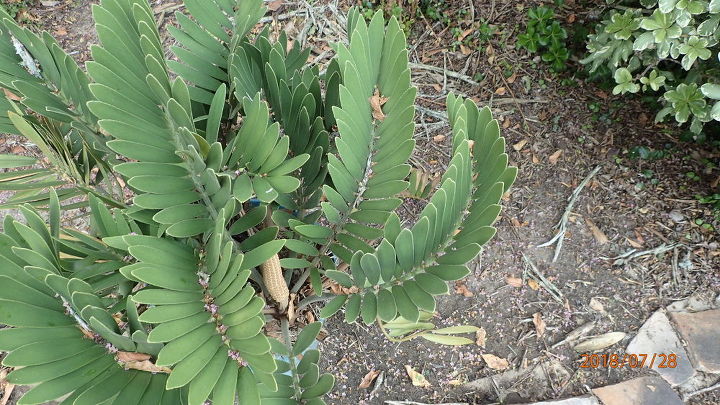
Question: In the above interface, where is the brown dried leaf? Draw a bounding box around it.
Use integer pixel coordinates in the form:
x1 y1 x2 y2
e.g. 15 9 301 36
512 139 528 151
589 298 605 313
585 218 608 244
502 118 511 129
78 326 96 340
627 237 643 248
54 27 67 36
405 365 431 388
573 332 626 352
459 28 474 41
122 359 172 374
494 87 506 96
481 354 509 370
506 275 523 288
2 88 21 101
460 44 472 55
532 154 540 164
454 282 474 297
10 145 25 154
359 369 381 389
527 279 540 290
369 89 388 121
507 73 517 84
533 312 546 337
116 351 151 362
323 278 359 295
475 327 487 347
267 0 283 11
433 135 446 143
549 149 563 164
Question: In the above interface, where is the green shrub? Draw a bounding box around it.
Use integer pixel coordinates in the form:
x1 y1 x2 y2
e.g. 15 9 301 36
581 0 720 134
517 6 570 71
0 0 33 21
0 0 515 404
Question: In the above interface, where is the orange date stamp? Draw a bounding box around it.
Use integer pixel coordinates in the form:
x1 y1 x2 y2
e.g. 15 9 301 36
579 353 679 369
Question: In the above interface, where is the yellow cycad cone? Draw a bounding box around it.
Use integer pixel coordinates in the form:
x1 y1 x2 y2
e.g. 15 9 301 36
261 253 289 310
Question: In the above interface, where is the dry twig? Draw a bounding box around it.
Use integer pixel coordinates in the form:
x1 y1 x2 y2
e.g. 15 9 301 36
537 166 602 262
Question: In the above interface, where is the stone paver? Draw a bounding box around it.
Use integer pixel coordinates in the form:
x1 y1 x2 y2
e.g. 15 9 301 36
626 310 695 386
671 309 720 374
527 395 600 405
592 376 683 405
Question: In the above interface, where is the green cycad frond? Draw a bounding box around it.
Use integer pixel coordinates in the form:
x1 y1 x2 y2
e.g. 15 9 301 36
0 6 98 127
103 211 277 403
169 0 265 106
0 210 182 405
263 323 335 404
297 11 416 264
230 29 330 210
88 0 232 236
321 94 516 324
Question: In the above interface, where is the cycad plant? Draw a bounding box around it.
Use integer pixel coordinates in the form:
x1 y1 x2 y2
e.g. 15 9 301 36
0 1 516 404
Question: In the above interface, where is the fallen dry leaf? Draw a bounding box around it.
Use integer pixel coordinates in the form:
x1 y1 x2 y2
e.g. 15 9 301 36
475 327 487 347
533 312 546 337
460 44 472 55
454 282 474 297
532 154 540 164
267 0 283 11
627 237 643 248
10 145 25 154
405 365 431 388
433 135 446 143
481 353 509 370
573 332 626 352
585 218 608 244
323 278 360 295
459 28 474 41
507 73 517 84
634 229 646 245
589 298 605 313
122 359 172 374
548 149 563 164
494 87 506 96
512 139 528 151
527 279 540 290
502 118 511 129
506 275 523 288
116 351 152 362
369 89 388 121
358 369 381 389
54 27 67 36
2 88 21 101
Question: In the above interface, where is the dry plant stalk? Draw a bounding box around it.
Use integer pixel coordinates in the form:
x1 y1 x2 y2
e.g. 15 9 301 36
262 253 289 310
